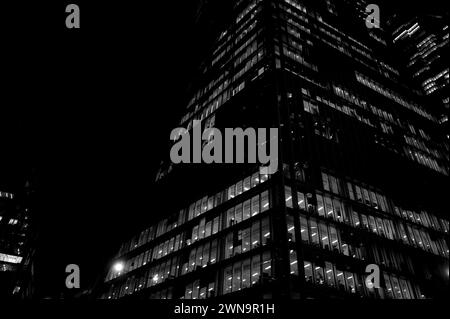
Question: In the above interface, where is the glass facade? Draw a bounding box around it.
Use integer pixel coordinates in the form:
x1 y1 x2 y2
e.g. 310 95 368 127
100 0 449 300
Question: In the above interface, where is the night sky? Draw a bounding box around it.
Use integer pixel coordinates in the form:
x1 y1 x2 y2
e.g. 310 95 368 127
2 1 205 297
1 0 446 298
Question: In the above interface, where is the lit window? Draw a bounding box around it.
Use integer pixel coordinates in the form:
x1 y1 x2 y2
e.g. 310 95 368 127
262 252 272 276
285 186 293 208
232 262 242 292
251 220 260 249
304 261 313 283
300 216 309 243
261 191 269 212
297 192 306 210
251 196 259 217
336 270 346 290
242 258 251 289
316 194 325 217
314 265 325 285
287 215 295 242
251 255 261 285
251 173 260 187
310 219 319 246
325 262 335 287
322 172 330 191
384 274 394 299
320 223 330 250
262 217 271 244
289 250 298 275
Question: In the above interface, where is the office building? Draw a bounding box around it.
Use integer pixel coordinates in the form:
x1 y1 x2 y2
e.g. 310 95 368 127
98 0 449 300
0 179 36 298
390 14 449 136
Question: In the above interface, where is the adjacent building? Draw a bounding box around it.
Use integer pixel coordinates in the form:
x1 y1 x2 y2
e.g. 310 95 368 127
0 180 36 298
98 0 449 300
390 14 449 137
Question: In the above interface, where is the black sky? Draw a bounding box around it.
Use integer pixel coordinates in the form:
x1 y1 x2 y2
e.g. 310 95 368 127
2 0 207 297
1 0 447 298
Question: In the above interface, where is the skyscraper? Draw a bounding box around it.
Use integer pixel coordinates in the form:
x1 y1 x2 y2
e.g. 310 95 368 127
98 0 449 300
389 14 449 137
390 15 449 138
0 179 36 298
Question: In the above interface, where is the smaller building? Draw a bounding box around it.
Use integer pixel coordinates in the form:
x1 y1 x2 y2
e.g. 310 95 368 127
0 181 36 298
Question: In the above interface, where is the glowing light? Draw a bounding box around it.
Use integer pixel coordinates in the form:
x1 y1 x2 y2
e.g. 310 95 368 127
0 253 23 264
113 262 124 273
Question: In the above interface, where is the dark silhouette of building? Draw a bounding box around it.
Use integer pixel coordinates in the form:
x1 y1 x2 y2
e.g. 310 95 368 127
0 178 37 298
97 0 449 300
